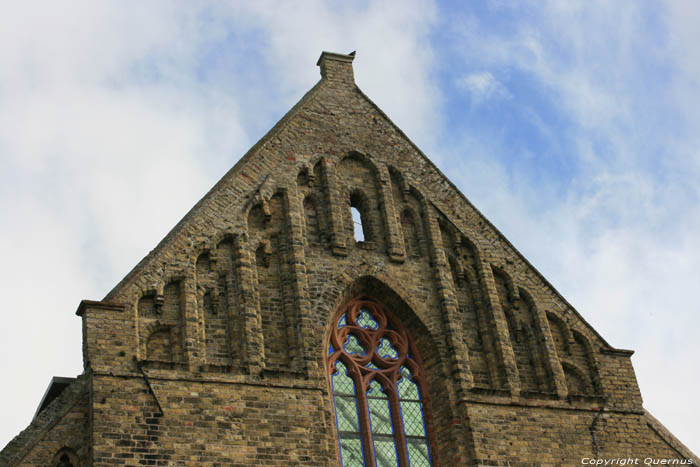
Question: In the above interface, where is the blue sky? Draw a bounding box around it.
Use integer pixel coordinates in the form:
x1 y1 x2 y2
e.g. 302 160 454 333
1 0 698 455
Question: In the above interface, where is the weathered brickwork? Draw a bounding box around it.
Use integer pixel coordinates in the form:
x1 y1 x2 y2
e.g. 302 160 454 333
90 375 333 465
465 404 685 466
2 51 696 466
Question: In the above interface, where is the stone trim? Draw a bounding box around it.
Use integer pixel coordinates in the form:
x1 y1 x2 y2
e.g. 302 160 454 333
75 299 126 316
600 347 635 356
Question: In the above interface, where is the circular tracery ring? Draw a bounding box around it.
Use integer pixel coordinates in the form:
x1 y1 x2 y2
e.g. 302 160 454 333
328 297 421 392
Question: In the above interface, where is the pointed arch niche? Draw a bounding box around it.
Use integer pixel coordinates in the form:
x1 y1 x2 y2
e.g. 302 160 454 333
324 278 452 466
52 447 79 467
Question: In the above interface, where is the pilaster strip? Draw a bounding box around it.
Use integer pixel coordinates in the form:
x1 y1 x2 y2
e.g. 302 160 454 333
224 270 240 369
479 263 520 396
321 157 348 256
183 269 201 370
377 164 404 261
283 185 312 374
235 233 264 375
534 303 568 397
422 202 474 398
463 265 502 389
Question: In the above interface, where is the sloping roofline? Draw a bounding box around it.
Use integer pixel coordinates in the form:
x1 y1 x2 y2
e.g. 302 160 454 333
103 51 625 352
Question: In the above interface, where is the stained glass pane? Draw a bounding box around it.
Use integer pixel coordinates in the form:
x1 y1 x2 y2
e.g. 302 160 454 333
377 338 398 359
397 366 432 465
367 380 398 467
344 334 365 355
339 433 365 467
329 344 335 355
399 401 426 437
335 395 360 431
406 438 431 467
374 435 399 467
333 362 356 396
367 381 392 434
338 314 348 328
333 362 365 467
357 308 379 329
397 367 420 400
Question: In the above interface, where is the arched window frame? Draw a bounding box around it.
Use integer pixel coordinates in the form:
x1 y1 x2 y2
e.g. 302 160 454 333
327 296 435 467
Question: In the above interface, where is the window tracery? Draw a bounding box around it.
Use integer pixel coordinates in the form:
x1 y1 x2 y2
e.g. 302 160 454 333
328 297 433 467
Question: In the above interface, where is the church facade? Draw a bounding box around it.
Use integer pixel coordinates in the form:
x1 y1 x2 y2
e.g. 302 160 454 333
1 51 696 466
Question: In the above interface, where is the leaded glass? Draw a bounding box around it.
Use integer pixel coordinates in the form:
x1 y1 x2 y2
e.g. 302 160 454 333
377 338 398 359
398 367 431 466
365 360 380 370
367 381 393 434
397 367 420 400
399 401 425 437
368 380 398 467
344 334 365 355
335 394 361 432
406 439 431 467
333 361 365 467
339 434 365 467
374 436 399 467
357 308 379 329
333 362 356 396
338 314 348 328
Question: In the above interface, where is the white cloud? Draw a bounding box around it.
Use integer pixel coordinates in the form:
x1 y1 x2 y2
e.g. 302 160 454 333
0 0 440 450
457 71 510 105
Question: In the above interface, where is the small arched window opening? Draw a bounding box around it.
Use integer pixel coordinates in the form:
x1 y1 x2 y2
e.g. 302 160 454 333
351 206 365 242
350 192 368 243
327 297 434 467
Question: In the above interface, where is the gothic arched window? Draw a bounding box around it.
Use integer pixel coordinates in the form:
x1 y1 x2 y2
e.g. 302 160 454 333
327 297 434 467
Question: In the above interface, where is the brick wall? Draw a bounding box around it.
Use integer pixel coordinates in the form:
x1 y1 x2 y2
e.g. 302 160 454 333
3 51 695 466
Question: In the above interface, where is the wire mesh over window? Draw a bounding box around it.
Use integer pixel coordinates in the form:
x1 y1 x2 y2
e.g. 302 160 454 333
397 367 431 467
333 361 366 467
328 297 434 467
